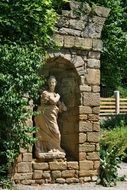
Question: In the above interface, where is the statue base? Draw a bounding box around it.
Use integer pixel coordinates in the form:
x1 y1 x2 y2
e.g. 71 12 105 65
35 150 66 161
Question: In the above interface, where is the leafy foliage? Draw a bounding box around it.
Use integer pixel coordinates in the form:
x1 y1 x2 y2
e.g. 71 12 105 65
0 0 61 185
98 126 127 186
100 0 127 92
117 86 127 98
0 0 56 45
99 146 121 187
100 115 127 130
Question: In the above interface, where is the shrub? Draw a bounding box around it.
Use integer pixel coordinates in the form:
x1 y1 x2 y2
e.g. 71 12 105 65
98 127 127 186
100 115 127 130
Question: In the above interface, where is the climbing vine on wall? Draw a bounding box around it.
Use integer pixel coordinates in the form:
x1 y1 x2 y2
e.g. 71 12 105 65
0 0 60 187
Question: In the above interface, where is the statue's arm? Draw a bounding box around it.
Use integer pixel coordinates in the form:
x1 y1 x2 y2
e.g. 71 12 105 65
49 93 60 104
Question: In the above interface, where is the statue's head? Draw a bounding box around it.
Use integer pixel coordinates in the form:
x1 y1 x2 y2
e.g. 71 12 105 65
48 76 57 92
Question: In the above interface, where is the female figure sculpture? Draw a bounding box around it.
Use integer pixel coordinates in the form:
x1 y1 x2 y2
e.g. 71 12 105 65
35 76 67 159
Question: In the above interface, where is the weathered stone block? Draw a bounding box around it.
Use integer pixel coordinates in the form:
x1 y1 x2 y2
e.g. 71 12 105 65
53 34 63 47
94 6 110 18
57 16 69 28
93 122 100 131
56 178 65 184
64 35 75 48
88 51 100 59
79 170 98 177
18 162 32 173
79 114 87 121
79 106 92 114
92 16 106 37
92 85 100 92
70 19 84 30
80 76 85 85
21 180 35 185
79 152 86 161
93 107 100 114
82 38 92 50
94 161 100 169
63 53 72 61
13 173 32 180
73 56 84 67
86 152 99 160
86 69 100 85
75 37 92 50
80 85 91 92
62 170 75 178
79 133 87 143
88 114 99 121
20 148 27 154
76 66 84 75
70 1 82 11
35 179 44 185
66 178 79 183
67 162 79 170
59 28 81 36
49 161 67 170
23 153 32 162
93 39 103 51
20 145 33 154
79 143 95 152
79 121 92 132
79 161 93 170
87 59 100 68
16 154 22 163
87 132 100 142
75 37 83 48
96 143 100 151
62 10 71 17
92 176 98 181
79 177 84 183
83 92 100 106
84 177 91 182
42 171 51 179
33 162 49 170
45 178 52 184
52 171 61 179
33 170 42 179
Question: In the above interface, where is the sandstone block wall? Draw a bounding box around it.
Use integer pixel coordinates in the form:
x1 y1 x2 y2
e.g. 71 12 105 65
12 1 110 185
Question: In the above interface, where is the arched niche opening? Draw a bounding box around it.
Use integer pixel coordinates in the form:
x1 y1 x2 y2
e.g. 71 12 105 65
41 56 80 161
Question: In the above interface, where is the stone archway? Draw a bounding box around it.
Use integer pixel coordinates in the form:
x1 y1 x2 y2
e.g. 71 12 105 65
42 56 80 161
12 1 110 185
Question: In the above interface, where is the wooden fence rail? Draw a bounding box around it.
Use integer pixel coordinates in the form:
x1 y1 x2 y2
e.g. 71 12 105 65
100 91 127 115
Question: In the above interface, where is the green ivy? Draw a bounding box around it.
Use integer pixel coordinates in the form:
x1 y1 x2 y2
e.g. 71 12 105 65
0 0 66 187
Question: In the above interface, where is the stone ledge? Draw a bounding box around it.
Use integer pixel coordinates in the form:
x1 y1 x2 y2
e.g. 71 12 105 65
35 152 66 161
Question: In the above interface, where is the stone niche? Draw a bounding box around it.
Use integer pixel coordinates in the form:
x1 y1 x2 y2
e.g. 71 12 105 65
42 57 80 161
12 1 110 185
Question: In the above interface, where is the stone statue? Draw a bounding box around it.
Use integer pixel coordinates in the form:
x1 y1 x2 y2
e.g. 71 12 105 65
35 76 67 159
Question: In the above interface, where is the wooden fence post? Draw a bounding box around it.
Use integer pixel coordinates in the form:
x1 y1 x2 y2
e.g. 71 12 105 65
114 91 120 114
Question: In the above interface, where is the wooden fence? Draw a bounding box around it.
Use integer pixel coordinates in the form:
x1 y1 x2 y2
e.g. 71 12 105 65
100 91 127 115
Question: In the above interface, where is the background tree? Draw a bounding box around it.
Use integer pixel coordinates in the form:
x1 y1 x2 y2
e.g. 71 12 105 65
76 0 127 96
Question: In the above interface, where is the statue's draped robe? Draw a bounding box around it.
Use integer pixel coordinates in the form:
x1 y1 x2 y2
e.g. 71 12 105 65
35 91 63 156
